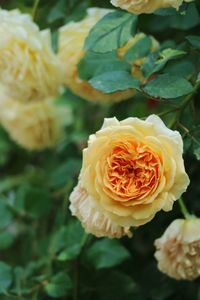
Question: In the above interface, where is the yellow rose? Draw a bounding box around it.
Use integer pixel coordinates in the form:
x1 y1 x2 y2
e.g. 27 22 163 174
0 9 63 102
0 88 70 150
58 8 159 103
155 218 200 280
110 0 191 14
70 115 189 238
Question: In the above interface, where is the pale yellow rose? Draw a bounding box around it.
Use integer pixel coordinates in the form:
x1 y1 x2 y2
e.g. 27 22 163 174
110 0 191 14
0 88 70 150
69 115 189 238
58 8 159 103
155 218 200 280
0 9 64 102
70 183 132 238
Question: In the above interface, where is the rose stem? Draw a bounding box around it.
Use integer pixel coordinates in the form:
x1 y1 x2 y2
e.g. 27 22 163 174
32 0 40 21
178 198 191 220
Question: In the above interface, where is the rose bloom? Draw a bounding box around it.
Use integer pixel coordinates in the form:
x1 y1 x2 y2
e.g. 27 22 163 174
110 0 191 14
0 88 70 150
0 9 63 102
70 115 189 238
58 8 159 103
155 218 200 280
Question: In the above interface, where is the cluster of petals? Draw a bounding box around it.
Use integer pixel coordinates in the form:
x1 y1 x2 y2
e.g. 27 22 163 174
0 88 69 150
0 9 63 102
110 0 191 14
155 218 200 280
0 9 67 150
70 115 189 238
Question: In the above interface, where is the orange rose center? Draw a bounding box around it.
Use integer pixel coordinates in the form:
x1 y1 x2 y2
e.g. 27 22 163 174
105 141 161 201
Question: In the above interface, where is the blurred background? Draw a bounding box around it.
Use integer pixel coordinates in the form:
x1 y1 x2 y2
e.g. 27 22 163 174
0 0 200 299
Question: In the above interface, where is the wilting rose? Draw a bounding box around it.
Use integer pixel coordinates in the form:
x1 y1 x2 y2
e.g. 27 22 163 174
110 0 191 14
0 88 70 150
69 115 189 238
58 8 159 103
70 183 132 238
155 218 200 280
0 9 63 102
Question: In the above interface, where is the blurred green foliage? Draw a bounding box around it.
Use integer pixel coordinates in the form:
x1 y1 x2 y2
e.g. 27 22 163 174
0 0 200 299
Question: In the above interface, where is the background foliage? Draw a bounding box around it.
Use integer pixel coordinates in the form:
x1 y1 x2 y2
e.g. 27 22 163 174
0 0 200 299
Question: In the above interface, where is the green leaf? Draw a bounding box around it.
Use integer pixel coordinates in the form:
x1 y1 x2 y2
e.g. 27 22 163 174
141 51 159 78
85 239 130 269
48 0 89 24
96 270 136 300
0 262 12 294
154 7 177 16
48 0 66 23
197 72 200 82
0 232 15 250
48 159 81 189
45 273 72 298
194 147 200 160
0 127 12 166
84 11 137 53
124 36 152 63
164 59 195 79
152 48 186 74
57 244 81 261
51 30 59 54
191 127 200 160
186 35 200 50
89 71 140 93
141 48 186 78
169 3 200 30
50 220 84 261
156 48 186 65
78 51 130 81
15 184 51 219
144 74 193 99
64 2 89 24
0 198 12 229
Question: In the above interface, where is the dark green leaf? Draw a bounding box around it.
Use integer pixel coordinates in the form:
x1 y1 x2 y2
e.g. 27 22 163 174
164 59 195 79
58 244 81 261
89 71 140 93
153 48 186 75
45 273 72 298
48 159 81 189
50 220 84 261
86 239 130 269
141 48 186 79
0 198 12 229
96 270 136 300
84 11 137 53
186 35 200 50
144 74 193 99
169 3 200 30
0 128 12 166
0 232 15 250
194 147 200 160
154 7 177 16
15 185 51 219
0 262 12 293
78 51 130 81
48 0 66 23
197 72 200 82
